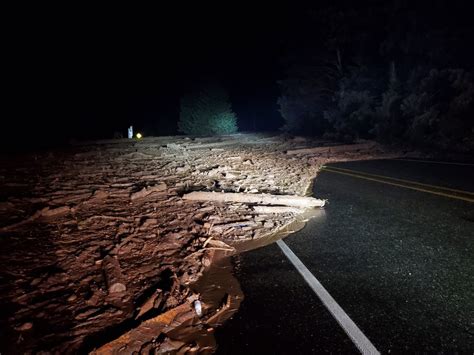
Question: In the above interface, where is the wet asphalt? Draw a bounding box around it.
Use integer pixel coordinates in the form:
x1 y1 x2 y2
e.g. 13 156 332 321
216 159 474 354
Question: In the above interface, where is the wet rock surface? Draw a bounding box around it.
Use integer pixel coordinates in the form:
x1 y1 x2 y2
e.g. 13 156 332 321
0 134 395 353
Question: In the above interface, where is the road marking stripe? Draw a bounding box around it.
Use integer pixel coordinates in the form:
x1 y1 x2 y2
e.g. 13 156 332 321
392 158 474 167
325 166 474 196
276 239 380 355
322 168 474 203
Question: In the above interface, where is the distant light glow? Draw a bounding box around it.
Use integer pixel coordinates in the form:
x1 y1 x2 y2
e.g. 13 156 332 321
136 133 143 139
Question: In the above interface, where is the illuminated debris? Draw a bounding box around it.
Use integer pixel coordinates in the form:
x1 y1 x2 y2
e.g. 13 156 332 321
183 191 326 208
93 249 243 354
0 134 395 353
129 182 167 200
135 290 163 320
252 206 303 214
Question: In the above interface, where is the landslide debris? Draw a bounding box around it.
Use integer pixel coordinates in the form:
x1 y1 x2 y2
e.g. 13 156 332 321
0 134 394 353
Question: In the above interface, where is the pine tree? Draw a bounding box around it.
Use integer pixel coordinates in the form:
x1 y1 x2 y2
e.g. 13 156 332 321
178 84 238 136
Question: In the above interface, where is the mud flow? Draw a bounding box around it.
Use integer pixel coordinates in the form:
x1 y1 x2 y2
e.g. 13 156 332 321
89 208 326 354
0 135 393 353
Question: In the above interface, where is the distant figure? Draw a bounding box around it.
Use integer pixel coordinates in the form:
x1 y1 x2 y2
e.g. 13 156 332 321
128 126 133 139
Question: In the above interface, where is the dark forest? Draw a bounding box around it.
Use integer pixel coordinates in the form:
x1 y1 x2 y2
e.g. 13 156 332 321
4 1 474 153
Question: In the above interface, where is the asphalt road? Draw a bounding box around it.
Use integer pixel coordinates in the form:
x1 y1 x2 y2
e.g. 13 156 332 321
216 158 474 354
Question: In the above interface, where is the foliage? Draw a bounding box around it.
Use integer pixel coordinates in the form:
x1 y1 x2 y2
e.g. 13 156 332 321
277 85 327 136
323 65 381 142
401 68 474 151
277 1 474 152
324 90 376 142
373 62 405 143
178 84 238 136
277 58 342 136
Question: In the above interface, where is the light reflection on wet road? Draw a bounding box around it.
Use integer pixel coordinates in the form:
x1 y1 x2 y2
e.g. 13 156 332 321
216 159 474 353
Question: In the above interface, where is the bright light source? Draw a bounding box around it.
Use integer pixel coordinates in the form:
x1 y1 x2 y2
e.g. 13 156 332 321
136 133 143 139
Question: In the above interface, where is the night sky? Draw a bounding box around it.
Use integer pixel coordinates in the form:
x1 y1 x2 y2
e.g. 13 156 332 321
7 4 296 146
4 2 474 150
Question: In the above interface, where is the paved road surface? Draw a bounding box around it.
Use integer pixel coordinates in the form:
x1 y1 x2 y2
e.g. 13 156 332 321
216 158 474 353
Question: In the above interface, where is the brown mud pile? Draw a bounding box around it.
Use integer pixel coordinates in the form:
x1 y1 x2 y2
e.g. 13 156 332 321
0 134 398 353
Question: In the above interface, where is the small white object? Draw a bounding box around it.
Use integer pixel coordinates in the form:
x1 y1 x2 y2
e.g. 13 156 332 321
128 126 133 139
194 300 202 317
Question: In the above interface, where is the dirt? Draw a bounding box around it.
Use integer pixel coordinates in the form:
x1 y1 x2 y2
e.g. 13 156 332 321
0 134 398 353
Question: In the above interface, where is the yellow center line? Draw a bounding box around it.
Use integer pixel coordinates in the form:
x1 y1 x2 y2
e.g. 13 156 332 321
325 166 474 196
322 167 474 203
392 158 474 167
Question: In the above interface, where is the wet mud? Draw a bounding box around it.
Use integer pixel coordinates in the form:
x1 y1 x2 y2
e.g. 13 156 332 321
231 207 326 253
91 248 244 354
0 134 395 353
90 205 326 354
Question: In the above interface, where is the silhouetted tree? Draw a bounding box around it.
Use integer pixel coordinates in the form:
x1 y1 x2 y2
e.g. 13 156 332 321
277 1 474 152
178 84 238 136
401 68 474 151
374 62 405 143
323 65 380 142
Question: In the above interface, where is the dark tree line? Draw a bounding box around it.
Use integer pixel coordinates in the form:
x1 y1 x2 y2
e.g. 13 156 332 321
278 1 474 152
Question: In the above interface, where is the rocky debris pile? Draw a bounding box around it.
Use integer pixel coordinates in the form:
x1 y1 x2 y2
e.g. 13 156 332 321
0 134 394 353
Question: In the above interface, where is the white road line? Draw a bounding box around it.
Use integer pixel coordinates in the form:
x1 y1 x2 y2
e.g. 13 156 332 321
392 158 474 167
276 239 380 355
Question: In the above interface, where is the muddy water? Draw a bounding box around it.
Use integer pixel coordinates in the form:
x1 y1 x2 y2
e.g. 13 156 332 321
188 207 327 352
191 249 243 324
90 207 326 353
91 248 243 354
230 207 326 253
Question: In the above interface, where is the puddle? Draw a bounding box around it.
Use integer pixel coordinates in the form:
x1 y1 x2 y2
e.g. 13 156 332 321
190 206 327 352
190 248 244 337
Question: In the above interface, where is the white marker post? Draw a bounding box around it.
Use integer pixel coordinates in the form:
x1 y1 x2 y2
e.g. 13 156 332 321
128 126 133 139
